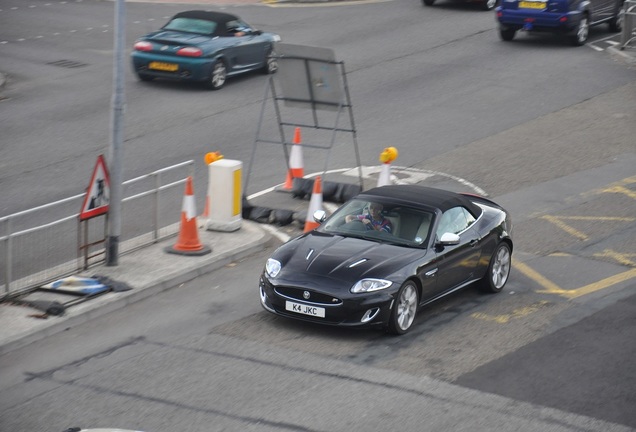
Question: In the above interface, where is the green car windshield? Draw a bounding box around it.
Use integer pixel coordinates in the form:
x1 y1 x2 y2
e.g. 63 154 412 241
164 18 217 35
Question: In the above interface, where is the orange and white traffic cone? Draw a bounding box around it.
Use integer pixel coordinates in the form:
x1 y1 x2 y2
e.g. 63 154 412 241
303 176 323 232
202 196 210 218
165 176 211 256
280 127 304 192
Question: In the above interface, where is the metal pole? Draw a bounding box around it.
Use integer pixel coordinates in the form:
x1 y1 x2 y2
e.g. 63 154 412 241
106 0 126 266
4 218 12 295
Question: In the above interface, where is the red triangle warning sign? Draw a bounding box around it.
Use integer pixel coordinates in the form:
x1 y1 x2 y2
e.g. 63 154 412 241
80 155 111 221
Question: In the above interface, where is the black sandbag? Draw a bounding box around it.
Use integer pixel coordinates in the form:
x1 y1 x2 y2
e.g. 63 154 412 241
247 206 273 223
271 209 295 226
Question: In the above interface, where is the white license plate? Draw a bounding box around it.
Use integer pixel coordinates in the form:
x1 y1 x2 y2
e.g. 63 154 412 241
285 301 325 318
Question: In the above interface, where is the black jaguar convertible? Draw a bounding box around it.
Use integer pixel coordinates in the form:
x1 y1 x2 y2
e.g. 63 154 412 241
259 185 513 335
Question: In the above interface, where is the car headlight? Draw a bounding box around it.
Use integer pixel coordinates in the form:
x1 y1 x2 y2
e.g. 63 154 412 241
265 258 282 278
350 278 393 293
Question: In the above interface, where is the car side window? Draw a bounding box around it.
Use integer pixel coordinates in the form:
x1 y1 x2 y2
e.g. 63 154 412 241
463 207 476 227
436 206 471 238
226 20 250 36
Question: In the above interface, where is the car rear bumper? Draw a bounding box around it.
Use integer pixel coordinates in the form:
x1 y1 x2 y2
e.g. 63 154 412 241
131 52 212 82
496 7 581 32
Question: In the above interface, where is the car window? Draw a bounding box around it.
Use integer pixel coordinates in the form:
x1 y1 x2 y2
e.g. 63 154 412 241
164 18 217 35
436 206 472 238
319 199 433 247
226 20 251 35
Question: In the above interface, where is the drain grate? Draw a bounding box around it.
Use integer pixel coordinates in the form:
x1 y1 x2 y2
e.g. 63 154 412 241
47 59 89 69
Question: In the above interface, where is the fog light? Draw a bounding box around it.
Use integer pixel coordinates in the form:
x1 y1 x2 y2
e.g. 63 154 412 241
260 285 275 313
361 308 380 323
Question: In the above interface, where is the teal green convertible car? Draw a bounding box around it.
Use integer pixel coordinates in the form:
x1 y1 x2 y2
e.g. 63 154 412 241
131 10 281 89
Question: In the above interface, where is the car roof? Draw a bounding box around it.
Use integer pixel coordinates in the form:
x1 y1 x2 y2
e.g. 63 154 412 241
360 185 482 215
172 10 240 25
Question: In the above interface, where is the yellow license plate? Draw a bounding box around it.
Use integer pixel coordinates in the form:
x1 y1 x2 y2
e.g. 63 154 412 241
519 1 546 8
148 61 178 72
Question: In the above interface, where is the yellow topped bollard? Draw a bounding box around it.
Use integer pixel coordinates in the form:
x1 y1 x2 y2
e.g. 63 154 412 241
377 147 398 187
205 151 224 165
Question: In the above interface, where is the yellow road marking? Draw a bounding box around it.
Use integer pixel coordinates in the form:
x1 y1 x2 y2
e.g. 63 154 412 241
514 261 636 299
514 261 562 292
601 185 636 200
589 175 636 199
541 215 635 241
472 301 550 323
562 268 636 298
540 215 588 241
593 249 636 267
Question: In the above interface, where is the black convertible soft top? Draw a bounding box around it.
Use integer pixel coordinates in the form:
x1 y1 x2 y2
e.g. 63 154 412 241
172 10 239 23
361 185 483 216
168 10 242 37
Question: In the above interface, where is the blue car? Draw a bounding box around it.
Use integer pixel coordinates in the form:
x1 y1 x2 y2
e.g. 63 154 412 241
131 10 281 89
496 0 624 45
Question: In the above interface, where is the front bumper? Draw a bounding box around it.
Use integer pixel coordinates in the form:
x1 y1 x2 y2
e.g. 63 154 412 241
259 274 395 328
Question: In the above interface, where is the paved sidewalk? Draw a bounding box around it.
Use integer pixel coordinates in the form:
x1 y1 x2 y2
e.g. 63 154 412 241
0 221 272 356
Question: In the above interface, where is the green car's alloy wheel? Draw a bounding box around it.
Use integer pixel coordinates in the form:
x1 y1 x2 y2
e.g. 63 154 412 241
388 281 419 335
208 60 227 90
263 50 278 74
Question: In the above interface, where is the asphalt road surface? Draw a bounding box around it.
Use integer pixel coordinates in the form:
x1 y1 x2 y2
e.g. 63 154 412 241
0 0 635 430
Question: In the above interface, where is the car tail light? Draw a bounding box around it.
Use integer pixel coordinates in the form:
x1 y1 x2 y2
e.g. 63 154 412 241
177 47 203 57
133 41 153 52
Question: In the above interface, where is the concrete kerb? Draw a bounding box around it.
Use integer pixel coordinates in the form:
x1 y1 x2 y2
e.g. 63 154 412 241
0 220 273 356
608 46 636 66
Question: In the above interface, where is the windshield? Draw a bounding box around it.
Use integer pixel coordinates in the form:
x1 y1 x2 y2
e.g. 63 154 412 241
318 198 434 247
163 18 217 35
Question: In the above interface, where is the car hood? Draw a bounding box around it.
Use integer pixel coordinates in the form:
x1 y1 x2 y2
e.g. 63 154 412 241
275 233 424 286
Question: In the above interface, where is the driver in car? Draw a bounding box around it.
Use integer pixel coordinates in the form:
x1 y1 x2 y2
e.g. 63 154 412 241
345 202 393 233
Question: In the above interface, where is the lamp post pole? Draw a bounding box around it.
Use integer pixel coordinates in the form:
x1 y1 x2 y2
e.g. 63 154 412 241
106 0 126 266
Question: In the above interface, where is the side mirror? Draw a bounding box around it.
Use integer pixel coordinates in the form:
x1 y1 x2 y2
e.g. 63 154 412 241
313 210 327 224
438 232 460 246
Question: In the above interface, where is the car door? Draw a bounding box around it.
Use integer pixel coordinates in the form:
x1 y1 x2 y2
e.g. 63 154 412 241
225 20 265 70
433 207 482 292
589 0 613 22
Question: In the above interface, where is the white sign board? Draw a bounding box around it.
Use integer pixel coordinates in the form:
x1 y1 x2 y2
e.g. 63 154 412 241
275 44 345 111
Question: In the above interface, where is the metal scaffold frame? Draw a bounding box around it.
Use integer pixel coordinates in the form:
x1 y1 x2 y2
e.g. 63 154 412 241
244 44 364 196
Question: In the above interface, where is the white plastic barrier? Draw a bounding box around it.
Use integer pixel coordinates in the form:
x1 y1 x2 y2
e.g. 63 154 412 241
205 159 242 232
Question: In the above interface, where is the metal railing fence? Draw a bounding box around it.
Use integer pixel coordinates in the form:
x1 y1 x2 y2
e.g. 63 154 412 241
0 160 194 300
